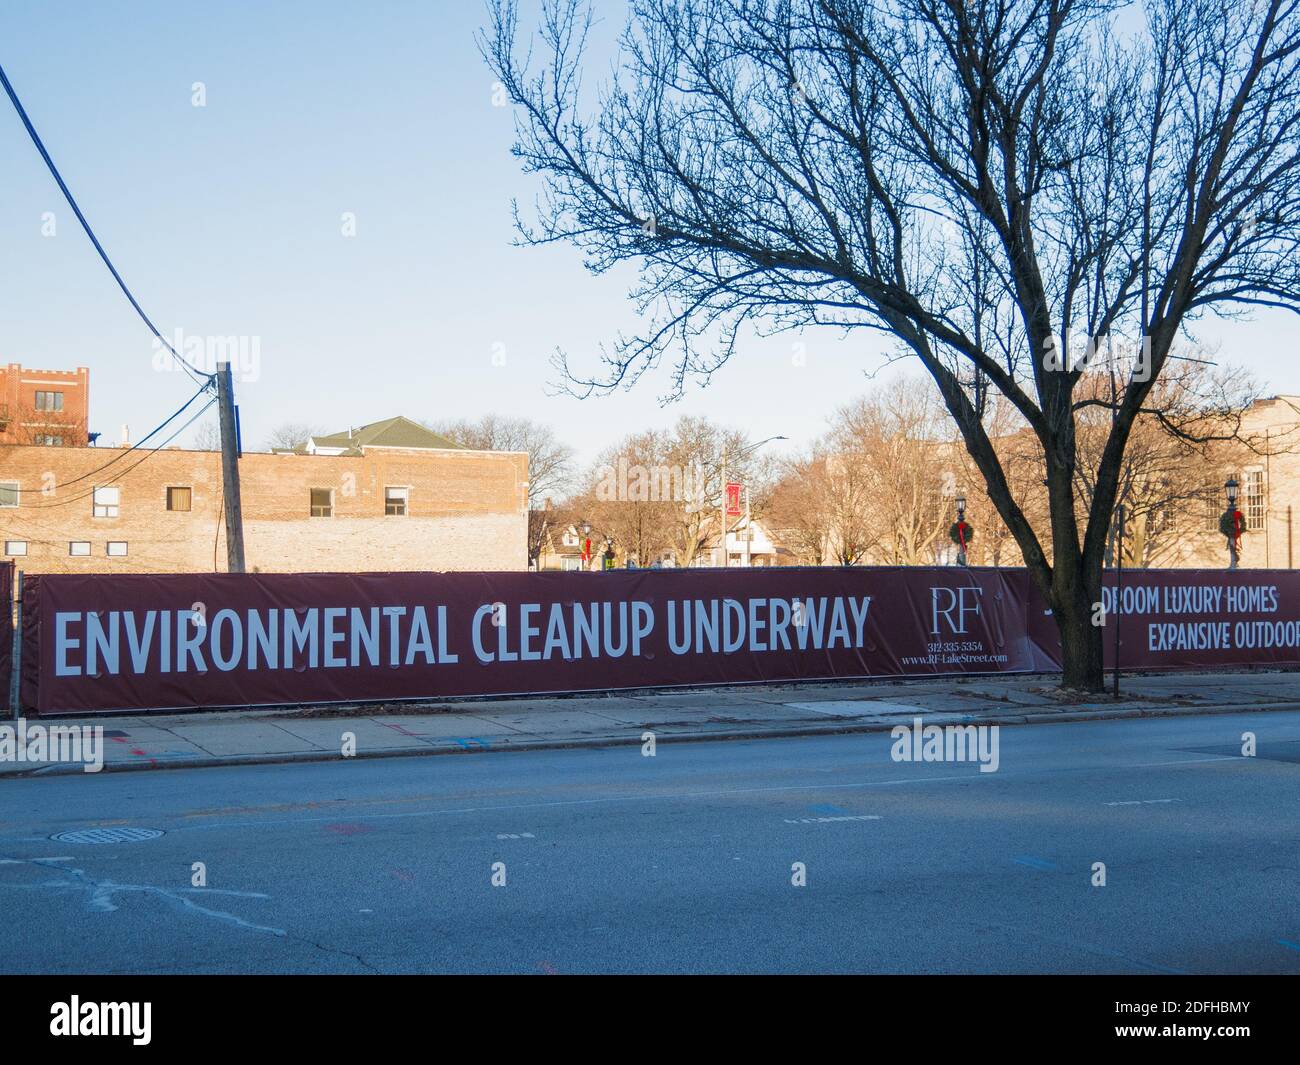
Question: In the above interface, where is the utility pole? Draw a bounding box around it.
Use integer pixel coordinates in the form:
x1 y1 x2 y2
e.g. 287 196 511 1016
719 453 727 568
1113 504 1124 698
743 484 752 567
216 360 246 573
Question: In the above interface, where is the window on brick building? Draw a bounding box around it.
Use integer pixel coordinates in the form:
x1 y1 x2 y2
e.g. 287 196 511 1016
0 482 17 508
167 486 192 512
1243 467 1267 531
107 542 128 557
92 485 120 517
310 488 333 517
5 541 27 556
384 486 409 516
34 435 63 446
34 391 64 412
69 542 90 556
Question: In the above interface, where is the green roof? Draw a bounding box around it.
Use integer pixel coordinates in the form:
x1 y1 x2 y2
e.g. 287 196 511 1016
311 416 464 453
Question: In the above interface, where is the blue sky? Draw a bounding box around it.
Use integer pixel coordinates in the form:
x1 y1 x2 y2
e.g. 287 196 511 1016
0 1 1295 468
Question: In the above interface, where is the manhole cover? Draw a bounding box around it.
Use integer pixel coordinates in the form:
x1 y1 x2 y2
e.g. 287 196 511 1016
51 827 164 844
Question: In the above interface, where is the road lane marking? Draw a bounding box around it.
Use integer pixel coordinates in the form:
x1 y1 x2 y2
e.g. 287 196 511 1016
1104 798 1180 806
162 771 995 833
17 742 1265 840
0 856 73 864
783 815 881 824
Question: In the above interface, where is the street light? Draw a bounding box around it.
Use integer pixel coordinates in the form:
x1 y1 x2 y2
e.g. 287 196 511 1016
720 434 787 568
1225 477 1240 570
954 494 968 566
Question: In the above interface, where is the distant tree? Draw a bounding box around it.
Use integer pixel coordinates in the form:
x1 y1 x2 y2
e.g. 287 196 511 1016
190 419 221 451
264 422 320 452
1072 364 1262 567
564 417 771 567
829 379 951 565
430 415 575 504
0 401 88 447
765 451 836 565
569 429 679 566
486 0 1300 690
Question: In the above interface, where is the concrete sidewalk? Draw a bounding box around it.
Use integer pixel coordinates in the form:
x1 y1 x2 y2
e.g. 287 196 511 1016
2 670 1297 777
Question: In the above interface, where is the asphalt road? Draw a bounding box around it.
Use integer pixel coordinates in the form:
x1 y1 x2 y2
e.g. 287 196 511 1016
2 710 1298 974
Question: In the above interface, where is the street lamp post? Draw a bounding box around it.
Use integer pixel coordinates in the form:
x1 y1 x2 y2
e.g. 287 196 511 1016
719 434 787 567
955 494 968 566
1226 478 1240 570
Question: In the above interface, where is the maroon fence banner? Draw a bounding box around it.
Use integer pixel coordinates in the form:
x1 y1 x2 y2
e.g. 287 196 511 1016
23 567 1038 715
1103 569 1300 671
0 560 12 707
18 566 1300 715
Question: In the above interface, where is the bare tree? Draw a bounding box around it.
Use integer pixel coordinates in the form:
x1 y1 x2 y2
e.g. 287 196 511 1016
830 379 952 564
663 415 764 565
191 419 221 452
485 0 1300 689
264 422 320 452
766 451 834 564
0 401 88 446
430 414 575 504
566 417 765 566
570 429 679 565
1073 364 1262 566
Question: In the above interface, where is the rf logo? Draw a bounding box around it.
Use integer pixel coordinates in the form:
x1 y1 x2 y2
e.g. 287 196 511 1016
930 587 982 635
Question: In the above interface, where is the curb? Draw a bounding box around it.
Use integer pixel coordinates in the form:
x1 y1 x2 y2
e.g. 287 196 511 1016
5 698 1298 779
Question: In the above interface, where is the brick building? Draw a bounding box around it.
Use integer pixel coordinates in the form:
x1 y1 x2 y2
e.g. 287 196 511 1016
1185 394 1300 569
0 416 529 573
0 363 90 447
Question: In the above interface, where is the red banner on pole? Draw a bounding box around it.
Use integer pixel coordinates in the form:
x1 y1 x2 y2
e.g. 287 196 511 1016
725 482 743 516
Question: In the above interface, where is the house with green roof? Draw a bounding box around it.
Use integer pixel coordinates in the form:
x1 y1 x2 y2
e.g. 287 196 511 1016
278 416 465 456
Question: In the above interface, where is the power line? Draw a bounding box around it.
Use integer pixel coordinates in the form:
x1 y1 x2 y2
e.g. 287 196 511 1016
0 379 214 499
0 59 212 386
5 398 216 511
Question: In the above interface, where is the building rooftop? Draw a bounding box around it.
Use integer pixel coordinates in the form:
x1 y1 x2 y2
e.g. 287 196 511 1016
306 416 464 455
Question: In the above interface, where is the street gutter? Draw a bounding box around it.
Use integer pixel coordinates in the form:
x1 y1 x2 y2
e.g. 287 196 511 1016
7 698 1299 779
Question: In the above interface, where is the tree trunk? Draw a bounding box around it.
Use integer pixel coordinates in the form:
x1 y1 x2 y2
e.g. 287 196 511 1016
1052 562 1105 692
